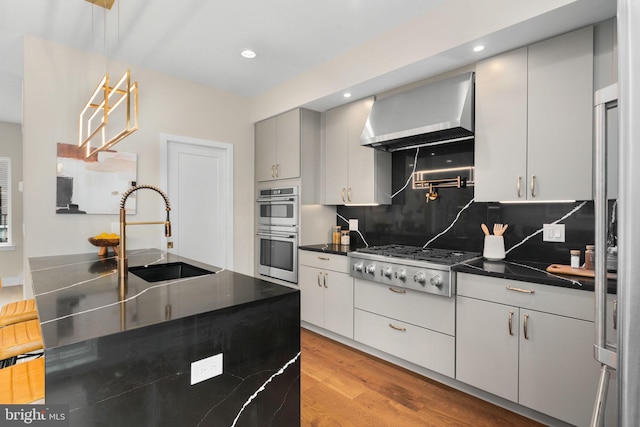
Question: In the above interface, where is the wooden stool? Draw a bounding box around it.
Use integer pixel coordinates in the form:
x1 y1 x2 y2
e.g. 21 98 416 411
0 357 45 404
0 319 43 367
0 299 38 327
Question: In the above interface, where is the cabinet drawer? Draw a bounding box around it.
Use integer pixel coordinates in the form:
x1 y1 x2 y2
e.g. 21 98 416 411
354 279 454 335
354 309 454 377
457 273 594 321
299 250 348 272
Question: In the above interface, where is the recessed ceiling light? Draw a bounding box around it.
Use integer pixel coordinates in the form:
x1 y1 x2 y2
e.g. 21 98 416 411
241 49 257 59
473 45 485 52
343 92 352 98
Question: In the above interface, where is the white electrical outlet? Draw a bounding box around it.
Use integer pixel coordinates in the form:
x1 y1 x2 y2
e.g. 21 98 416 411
349 219 359 231
543 224 565 242
190 353 223 385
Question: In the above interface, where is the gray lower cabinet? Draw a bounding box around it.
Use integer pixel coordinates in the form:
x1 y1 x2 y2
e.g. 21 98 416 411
298 250 354 339
456 273 600 427
354 278 455 377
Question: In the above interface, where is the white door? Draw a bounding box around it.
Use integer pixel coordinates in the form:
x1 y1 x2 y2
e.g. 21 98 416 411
163 135 233 269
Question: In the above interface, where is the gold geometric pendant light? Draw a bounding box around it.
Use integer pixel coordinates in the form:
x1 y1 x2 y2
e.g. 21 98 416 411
79 0 139 158
78 69 139 158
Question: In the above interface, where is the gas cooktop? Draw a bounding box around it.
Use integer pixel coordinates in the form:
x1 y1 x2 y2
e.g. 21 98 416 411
354 244 481 265
348 245 481 297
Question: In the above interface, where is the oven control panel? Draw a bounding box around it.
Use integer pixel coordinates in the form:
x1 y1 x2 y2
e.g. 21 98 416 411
349 257 453 297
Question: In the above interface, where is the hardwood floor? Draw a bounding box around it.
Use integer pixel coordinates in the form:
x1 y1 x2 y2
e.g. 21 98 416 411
300 328 544 427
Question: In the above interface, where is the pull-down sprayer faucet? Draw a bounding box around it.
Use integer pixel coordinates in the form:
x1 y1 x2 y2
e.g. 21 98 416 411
118 184 172 282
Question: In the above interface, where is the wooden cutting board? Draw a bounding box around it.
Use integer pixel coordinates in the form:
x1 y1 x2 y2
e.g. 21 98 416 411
546 264 617 279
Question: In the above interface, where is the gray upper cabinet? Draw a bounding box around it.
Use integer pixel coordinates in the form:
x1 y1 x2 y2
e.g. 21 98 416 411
255 109 301 182
475 26 594 202
323 97 391 205
475 47 528 202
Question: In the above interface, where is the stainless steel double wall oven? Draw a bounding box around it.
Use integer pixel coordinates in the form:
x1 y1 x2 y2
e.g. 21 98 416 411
256 186 298 283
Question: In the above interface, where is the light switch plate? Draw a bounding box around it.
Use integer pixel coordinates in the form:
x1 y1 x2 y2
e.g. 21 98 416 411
191 353 223 385
349 219 359 231
543 224 565 242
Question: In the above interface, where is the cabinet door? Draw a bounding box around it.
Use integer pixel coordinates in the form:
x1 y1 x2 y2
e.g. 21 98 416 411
323 104 349 204
474 48 528 202
456 296 519 402
275 109 300 180
299 265 325 327
322 271 354 339
255 117 277 182
519 309 599 427
345 97 377 204
527 26 593 201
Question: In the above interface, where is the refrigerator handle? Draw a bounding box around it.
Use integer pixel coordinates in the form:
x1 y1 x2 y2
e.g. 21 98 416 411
589 84 618 427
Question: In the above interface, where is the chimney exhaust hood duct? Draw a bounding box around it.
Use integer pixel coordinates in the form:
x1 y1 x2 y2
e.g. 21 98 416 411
361 72 474 152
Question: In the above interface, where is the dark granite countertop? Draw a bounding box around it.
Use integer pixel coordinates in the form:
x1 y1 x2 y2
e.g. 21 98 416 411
299 243 360 256
454 258 617 294
30 249 298 349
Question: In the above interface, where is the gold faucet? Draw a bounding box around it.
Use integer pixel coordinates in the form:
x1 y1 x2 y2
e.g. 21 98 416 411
118 184 172 282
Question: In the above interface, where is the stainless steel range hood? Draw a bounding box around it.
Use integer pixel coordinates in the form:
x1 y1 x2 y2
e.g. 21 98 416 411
361 72 474 152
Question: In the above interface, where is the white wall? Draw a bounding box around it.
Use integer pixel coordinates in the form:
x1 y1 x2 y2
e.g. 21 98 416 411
22 36 255 275
248 0 578 122
0 121 23 284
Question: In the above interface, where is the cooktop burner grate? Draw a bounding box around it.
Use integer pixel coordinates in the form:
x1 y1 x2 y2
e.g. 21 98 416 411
355 244 480 265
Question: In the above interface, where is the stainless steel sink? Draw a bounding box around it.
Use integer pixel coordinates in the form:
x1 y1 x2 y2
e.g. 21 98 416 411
128 262 214 282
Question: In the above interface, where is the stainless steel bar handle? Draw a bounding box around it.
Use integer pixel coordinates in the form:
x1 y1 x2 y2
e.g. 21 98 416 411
275 164 280 178
317 256 330 261
256 232 296 239
341 188 346 203
347 187 352 202
517 176 522 198
613 299 617 330
508 311 514 336
593 86 614 362
317 272 322 287
388 287 407 294
530 175 536 197
506 285 535 294
590 79 618 427
388 323 407 332
271 165 275 178
323 272 328 288
523 314 530 339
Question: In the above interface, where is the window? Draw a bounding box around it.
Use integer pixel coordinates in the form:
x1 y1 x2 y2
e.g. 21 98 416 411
0 157 11 245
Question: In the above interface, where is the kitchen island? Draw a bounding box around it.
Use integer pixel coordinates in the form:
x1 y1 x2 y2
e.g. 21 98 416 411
29 249 300 427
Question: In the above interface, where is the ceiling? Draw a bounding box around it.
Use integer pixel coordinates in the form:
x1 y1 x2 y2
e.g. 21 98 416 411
0 0 617 124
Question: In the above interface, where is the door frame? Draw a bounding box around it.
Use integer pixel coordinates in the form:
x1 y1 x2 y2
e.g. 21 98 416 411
160 133 234 270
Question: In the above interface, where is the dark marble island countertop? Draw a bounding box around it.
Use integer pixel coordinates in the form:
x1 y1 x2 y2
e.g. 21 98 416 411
29 249 301 426
30 248 298 349
454 257 617 294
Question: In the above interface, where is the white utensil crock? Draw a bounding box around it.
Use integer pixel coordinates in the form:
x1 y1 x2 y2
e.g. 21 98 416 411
483 235 505 260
